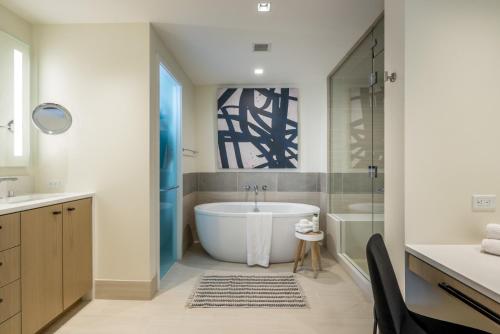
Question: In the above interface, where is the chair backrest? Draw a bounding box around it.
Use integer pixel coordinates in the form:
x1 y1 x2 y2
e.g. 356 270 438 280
366 234 414 334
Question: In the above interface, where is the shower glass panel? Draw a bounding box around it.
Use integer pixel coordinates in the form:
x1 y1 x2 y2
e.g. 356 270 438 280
329 18 384 278
159 64 181 278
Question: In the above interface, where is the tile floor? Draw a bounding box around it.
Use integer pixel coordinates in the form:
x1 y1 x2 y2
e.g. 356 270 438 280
47 245 373 334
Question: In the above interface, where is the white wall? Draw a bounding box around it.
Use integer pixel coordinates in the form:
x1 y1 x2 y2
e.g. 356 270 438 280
404 0 500 244
384 0 405 288
195 81 328 173
34 23 197 283
150 26 197 175
0 5 30 45
34 23 154 281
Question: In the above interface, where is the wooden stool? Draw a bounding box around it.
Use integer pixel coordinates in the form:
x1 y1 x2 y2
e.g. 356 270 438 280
293 231 324 278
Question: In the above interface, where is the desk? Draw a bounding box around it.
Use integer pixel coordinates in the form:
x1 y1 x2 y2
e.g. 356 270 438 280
406 244 499 333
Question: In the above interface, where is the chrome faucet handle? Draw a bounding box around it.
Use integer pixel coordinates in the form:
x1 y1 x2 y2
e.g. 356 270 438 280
262 185 268 191
243 185 251 191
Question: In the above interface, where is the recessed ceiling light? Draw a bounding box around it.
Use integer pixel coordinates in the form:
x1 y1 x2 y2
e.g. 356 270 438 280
253 43 271 52
257 2 271 12
254 68 264 75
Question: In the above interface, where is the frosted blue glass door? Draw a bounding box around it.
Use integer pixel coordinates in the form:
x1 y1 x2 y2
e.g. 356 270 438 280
159 64 180 278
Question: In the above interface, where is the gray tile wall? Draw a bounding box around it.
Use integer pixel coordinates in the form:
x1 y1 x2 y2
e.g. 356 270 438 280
197 172 237 192
237 172 279 191
185 172 326 193
183 173 198 196
329 172 384 194
184 172 383 195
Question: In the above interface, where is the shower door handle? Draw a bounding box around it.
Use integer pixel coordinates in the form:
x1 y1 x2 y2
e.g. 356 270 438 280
160 186 180 192
368 165 378 179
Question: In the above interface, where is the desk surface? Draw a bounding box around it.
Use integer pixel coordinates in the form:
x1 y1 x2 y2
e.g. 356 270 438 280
406 244 500 303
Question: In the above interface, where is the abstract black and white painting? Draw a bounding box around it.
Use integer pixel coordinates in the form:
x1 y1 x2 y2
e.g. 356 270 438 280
217 88 299 169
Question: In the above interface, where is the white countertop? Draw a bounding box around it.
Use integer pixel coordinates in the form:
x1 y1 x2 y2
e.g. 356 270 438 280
406 244 500 303
0 192 95 215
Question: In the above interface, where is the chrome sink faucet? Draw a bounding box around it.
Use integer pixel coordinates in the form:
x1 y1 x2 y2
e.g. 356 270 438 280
0 177 18 198
0 177 18 183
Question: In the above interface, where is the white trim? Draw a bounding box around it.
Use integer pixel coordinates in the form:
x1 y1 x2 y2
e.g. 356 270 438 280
337 253 372 300
327 213 372 300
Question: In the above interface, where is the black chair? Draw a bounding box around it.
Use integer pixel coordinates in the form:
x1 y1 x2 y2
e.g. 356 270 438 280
366 234 489 334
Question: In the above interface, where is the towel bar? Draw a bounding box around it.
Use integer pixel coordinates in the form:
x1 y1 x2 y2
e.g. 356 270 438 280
182 148 198 154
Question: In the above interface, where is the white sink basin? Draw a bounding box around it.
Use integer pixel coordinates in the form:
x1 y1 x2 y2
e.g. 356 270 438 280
0 194 61 204
0 192 94 215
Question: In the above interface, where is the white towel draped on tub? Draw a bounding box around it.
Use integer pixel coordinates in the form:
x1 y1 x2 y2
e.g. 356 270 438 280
246 212 273 267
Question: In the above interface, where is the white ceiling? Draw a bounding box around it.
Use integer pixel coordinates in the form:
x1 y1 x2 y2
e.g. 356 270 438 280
0 0 383 85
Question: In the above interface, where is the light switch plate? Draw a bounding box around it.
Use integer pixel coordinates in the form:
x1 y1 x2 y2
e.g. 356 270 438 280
472 194 496 211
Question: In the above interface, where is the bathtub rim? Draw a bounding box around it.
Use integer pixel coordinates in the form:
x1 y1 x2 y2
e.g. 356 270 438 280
194 201 320 218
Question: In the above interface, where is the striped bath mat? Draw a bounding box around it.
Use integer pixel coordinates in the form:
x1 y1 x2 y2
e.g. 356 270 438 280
187 273 307 308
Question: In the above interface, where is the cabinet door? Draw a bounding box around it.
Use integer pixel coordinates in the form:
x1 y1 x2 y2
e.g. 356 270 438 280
63 198 92 309
0 213 20 251
21 205 63 334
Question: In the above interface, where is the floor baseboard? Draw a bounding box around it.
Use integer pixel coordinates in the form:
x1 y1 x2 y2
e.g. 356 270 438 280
95 276 157 300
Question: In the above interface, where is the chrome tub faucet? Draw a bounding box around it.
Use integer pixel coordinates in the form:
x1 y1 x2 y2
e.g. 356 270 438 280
244 184 269 212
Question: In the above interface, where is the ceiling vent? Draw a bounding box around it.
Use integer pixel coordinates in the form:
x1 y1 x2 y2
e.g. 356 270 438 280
253 43 271 52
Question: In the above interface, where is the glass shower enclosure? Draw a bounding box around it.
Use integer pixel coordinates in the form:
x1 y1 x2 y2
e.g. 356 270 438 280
159 64 181 278
328 18 384 278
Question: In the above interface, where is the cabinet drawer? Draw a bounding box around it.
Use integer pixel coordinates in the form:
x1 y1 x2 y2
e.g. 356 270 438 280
0 214 20 252
0 280 20 323
0 247 20 287
408 254 500 329
0 313 21 334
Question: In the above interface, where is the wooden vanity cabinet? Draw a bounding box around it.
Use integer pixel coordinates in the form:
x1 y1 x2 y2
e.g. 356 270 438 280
19 198 92 334
0 213 21 334
21 204 64 334
63 199 92 309
0 213 20 251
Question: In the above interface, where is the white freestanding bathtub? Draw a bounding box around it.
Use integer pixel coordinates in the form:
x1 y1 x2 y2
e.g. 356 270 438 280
194 202 320 263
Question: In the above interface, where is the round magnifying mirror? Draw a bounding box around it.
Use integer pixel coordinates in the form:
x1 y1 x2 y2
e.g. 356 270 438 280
32 103 72 135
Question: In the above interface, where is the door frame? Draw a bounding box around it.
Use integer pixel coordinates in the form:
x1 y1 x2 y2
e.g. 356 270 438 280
154 54 183 286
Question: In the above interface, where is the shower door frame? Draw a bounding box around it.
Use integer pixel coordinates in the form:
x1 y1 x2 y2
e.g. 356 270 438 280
154 54 183 285
327 13 384 282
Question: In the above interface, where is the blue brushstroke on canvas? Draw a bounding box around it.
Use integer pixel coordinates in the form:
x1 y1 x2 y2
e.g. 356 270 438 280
217 88 299 169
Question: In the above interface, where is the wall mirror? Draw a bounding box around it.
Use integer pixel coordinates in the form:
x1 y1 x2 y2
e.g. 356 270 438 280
32 103 72 135
0 30 30 167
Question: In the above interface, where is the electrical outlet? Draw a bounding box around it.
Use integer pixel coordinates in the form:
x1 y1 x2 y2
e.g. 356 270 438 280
48 180 63 189
472 194 496 211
